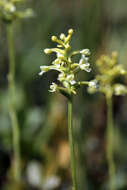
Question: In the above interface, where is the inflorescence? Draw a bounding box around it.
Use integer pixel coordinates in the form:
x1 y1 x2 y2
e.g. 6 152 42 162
88 52 127 98
39 29 97 98
0 0 33 22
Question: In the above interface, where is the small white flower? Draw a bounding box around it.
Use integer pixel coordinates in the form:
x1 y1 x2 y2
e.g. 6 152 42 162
79 55 89 65
80 49 90 56
55 64 61 69
39 66 49 75
80 63 91 72
5 3 16 13
79 53 91 72
53 59 61 65
89 80 97 88
66 74 76 85
114 84 127 96
63 81 70 88
60 33 65 40
87 80 98 94
57 52 64 59
66 74 74 81
79 58 84 65
10 5 16 12
58 73 65 82
70 80 76 85
49 83 58 92
81 54 89 61
58 73 76 85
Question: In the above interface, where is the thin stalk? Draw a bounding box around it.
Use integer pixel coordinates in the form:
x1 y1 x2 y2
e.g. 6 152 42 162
68 97 77 190
106 96 116 190
7 23 21 182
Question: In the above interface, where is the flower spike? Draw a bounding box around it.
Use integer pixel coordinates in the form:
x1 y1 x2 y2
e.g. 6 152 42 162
0 0 34 22
40 29 95 98
88 52 127 98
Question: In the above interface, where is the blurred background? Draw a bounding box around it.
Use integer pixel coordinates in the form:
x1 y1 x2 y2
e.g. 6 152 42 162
0 0 127 189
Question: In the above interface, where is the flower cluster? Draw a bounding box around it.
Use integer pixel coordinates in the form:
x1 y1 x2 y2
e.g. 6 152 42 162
39 29 96 98
88 52 127 98
0 0 33 22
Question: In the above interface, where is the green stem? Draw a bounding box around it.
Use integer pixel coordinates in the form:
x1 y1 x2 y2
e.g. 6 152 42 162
106 96 116 190
7 23 21 182
68 97 77 190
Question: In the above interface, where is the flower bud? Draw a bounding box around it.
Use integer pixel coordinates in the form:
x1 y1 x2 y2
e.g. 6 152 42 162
39 66 50 75
51 36 57 42
44 48 52 54
80 49 90 56
68 29 74 35
60 33 65 40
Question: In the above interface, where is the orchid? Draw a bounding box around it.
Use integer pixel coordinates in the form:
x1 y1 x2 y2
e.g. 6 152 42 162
39 29 97 190
88 52 127 190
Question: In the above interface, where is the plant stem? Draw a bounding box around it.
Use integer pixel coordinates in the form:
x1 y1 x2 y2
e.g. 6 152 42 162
7 23 21 182
68 97 77 190
106 96 116 190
